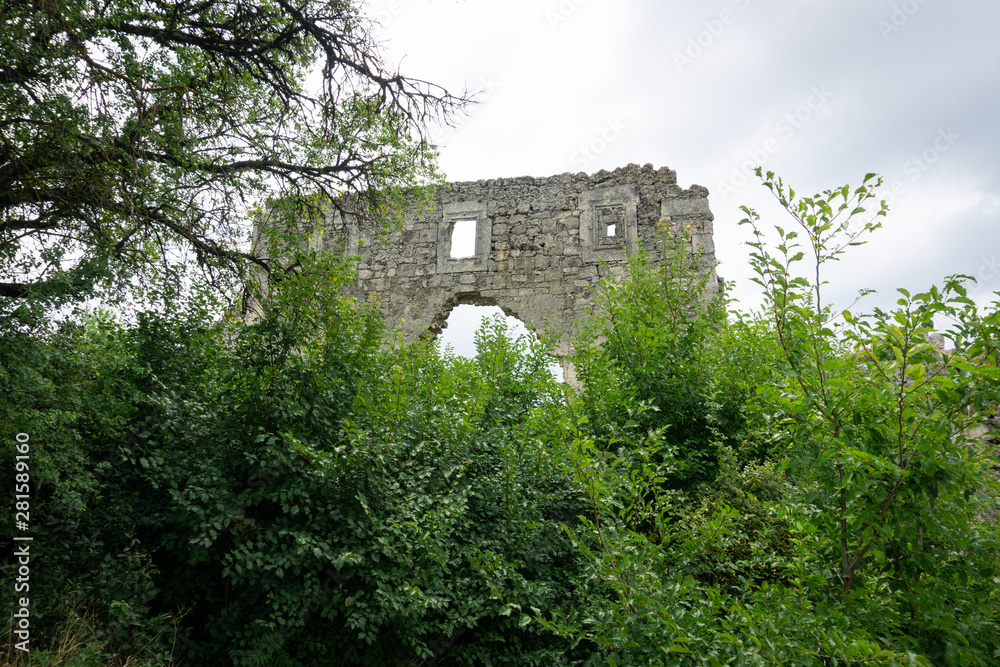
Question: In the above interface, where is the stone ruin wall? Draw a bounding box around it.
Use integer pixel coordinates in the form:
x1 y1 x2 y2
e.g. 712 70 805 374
311 163 719 378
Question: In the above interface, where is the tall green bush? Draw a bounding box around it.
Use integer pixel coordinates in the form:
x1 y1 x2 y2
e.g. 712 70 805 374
741 170 1000 660
571 228 765 491
541 171 1000 665
3 252 597 665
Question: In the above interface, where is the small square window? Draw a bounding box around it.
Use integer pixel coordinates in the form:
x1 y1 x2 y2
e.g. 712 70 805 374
438 202 489 273
451 219 477 258
595 204 624 246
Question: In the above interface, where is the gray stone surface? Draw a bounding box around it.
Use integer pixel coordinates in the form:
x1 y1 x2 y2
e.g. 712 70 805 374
274 163 718 376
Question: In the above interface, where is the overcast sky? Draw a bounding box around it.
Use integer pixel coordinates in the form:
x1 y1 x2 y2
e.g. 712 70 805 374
364 0 1000 356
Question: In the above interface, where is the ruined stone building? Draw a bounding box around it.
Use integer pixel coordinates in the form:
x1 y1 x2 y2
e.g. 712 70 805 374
274 163 718 379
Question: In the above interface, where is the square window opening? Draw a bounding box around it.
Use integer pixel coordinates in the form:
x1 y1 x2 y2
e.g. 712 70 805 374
451 219 477 258
606 223 616 237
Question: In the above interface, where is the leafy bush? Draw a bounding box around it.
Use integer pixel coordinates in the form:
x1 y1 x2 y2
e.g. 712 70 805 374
538 171 1000 665
2 252 599 665
5 171 1000 666
571 228 765 492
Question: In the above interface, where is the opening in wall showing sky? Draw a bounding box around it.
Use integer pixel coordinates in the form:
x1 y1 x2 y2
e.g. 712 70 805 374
436 305 565 382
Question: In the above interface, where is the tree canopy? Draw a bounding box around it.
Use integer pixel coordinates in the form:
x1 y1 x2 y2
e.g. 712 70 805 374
0 0 466 306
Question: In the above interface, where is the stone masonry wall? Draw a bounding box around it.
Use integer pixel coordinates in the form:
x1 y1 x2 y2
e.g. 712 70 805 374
314 163 718 376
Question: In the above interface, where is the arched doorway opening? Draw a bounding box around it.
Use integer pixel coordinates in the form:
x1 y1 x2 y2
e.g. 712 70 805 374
432 302 564 383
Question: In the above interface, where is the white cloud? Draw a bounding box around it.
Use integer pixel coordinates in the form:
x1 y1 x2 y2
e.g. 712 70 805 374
366 0 1000 328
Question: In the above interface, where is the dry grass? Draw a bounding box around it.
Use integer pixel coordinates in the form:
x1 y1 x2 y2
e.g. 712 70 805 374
1 605 179 667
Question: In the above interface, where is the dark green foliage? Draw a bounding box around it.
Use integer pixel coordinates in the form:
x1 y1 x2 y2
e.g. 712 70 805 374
0 300 213 663
4 171 1000 666
2 254 591 665
533 174 1000 665
572 230 767 491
